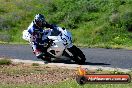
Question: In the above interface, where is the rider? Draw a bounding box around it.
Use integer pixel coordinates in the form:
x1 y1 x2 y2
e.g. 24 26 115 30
27 14 61 59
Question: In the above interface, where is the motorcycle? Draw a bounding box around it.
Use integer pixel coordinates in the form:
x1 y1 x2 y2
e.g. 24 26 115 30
22 27 86 65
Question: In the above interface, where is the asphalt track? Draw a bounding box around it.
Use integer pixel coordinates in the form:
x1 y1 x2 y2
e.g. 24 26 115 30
0 44 132 69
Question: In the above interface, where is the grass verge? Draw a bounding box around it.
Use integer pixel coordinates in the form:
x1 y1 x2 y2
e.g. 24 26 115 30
0 0 132 49
0 78 131 88
0 59 12 65
0 61 131 88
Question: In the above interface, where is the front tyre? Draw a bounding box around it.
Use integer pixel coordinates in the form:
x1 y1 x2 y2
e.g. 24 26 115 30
68 45 86 65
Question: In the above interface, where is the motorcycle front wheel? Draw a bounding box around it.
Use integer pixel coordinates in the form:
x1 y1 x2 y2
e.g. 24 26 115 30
68 45 86 65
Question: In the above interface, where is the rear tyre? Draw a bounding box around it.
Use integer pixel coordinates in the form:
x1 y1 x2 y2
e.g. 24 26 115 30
68 45 86 65
39 53 52 62
40 57 51 62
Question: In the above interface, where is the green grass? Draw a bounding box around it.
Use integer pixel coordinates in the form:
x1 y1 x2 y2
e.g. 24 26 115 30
0 80 131 88
32 63 40 66
0 59 12 65
0 0 132 49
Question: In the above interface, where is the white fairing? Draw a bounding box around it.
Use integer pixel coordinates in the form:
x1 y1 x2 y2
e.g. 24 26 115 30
47 27 73 58
57 27 73 48
22 30 31 41
47 36 65 57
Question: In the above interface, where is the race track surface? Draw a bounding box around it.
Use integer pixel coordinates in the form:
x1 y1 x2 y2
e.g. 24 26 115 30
0 44 132 69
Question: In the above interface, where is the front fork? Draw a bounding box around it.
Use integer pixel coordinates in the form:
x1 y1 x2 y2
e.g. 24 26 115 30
63 46 76 61
65 49 73 57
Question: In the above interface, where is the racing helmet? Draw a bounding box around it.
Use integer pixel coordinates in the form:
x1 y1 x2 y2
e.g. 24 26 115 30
34 14 46 28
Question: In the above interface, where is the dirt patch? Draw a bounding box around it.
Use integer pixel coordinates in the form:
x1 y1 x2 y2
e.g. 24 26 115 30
0 63 77 85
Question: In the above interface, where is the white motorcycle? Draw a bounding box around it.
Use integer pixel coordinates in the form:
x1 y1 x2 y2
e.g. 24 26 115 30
22 27 86 65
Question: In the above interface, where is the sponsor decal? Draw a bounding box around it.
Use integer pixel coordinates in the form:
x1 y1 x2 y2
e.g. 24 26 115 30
76 67 131 85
